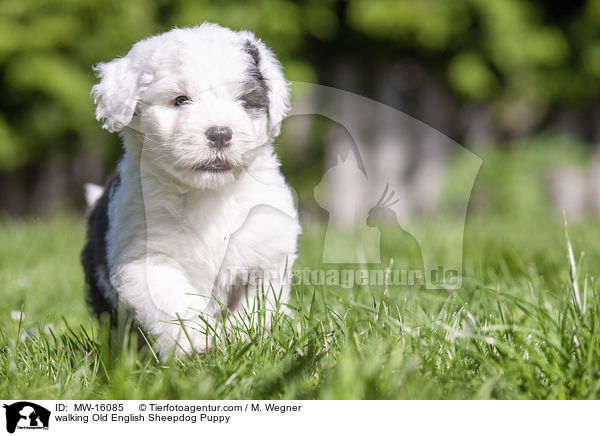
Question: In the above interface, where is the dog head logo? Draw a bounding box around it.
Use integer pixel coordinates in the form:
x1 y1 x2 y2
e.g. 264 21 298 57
3 402 50 433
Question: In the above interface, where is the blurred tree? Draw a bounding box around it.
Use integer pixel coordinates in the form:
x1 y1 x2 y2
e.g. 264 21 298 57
346 0 600 137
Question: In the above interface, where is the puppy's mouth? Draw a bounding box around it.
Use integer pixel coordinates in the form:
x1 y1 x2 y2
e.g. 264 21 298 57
193 157 232 172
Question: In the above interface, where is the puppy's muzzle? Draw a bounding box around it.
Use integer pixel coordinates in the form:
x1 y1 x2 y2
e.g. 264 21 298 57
205 126 232 149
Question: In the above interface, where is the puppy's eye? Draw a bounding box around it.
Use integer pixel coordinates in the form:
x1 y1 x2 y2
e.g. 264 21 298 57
174 95 190 106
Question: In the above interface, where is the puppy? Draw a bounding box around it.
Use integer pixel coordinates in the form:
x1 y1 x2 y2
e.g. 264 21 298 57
81 24 301 357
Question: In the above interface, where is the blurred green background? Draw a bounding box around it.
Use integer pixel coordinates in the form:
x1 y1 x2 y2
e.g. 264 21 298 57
2 0 600 219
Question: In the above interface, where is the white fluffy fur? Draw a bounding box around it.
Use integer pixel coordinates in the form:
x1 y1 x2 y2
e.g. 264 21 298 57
91 24 300 357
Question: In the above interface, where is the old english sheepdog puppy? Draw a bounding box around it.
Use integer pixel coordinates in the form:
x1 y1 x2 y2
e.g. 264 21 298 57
82 24 301 357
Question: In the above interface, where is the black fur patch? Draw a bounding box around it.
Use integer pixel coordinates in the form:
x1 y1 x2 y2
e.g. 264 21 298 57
81 172 120 321
239 40 269 115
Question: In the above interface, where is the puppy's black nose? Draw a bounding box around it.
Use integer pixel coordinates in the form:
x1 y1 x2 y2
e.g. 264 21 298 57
205 126 232 148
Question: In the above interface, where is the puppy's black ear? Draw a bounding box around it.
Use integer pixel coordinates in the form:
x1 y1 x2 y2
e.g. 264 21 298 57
239 32 290 137
92 48 153 133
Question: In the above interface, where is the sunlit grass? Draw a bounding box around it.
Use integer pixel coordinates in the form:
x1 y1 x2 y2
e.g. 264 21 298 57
1 212 600 399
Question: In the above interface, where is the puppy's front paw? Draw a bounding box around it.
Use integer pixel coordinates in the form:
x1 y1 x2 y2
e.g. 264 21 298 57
174 334 211 358
173 324 213 358
152 323 212 359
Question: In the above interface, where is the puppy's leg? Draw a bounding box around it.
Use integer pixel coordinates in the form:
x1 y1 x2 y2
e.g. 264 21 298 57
115 257 217 357
226 257 295 337
216 204 298 336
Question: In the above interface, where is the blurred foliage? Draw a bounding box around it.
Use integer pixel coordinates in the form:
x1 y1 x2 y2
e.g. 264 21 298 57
348 0 591 104
445 133 591 222
0 0 599 172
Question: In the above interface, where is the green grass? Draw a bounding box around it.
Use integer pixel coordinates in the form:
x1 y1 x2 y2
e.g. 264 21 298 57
2 209 600 399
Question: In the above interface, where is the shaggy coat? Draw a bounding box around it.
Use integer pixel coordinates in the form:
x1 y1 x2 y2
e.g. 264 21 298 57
82 24 300 357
